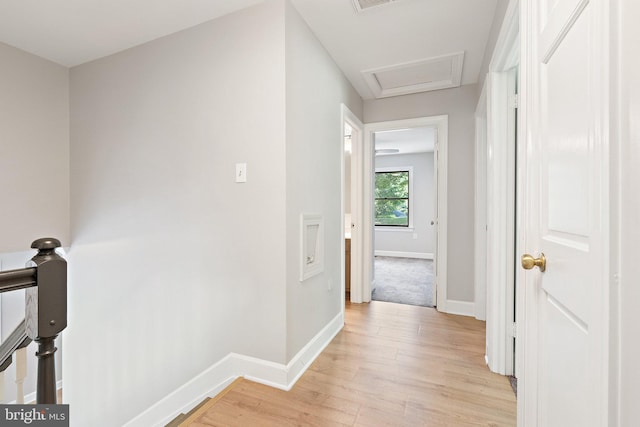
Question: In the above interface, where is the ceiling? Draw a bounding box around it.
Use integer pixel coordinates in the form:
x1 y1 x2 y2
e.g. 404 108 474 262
291 0 497 99
0 0 498 100
374 127 436 156
0 0 264 67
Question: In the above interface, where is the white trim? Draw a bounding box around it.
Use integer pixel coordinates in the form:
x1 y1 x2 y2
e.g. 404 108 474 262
486 67 518 376
247 310 344 391
474 80 488 322
123 354 236 427
374 227 415 233
299 213 324 282
489 0 521 72
362 52 464 99
341 104 364 307
519 2 536 424
361 120 375 304
350 0 398 14
375 251 433 259
363 116 448 311
484 0 520 377
124 312 344 427
442 300 475 317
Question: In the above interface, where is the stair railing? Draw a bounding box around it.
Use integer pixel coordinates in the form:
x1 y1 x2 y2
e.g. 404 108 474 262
0 237 67 404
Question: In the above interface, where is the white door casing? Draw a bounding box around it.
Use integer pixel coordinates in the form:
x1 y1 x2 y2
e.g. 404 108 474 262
487 65 518 376
474 83 488 322
484 0 520 376
519 0 610 425
432 128 439 305
363 116 448 309
341 104 364 307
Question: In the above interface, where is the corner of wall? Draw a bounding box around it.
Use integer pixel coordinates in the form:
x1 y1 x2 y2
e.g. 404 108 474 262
123 311 344 427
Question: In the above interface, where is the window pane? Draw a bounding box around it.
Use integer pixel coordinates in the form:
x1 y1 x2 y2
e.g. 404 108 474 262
375 199 409 226
375 172 409 198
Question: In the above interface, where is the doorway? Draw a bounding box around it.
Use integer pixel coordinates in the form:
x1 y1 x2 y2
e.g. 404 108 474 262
371 127 437 307
360 116 449 309
341 104 363 312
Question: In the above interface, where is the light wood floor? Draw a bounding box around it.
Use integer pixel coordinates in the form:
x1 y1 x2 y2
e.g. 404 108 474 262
185 301 517 426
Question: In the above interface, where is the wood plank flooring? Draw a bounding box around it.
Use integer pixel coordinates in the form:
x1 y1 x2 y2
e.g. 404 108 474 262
185 301 517 426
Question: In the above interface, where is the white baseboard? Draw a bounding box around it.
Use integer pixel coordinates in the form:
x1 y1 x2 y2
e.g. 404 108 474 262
124 311 344 427
374 251 433 259
442 299 475 317
234 309 343 391
284 310 344 389
124 355 237 427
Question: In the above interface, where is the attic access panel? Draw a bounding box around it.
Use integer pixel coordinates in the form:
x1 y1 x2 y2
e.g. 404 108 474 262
362 52 465 99
352 0 400 13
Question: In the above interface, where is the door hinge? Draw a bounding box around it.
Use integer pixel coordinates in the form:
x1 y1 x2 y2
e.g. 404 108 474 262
512 322 517 338
511 94 519 109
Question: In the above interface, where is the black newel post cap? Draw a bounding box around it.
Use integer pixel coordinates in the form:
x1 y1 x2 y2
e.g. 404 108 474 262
31 238 62 251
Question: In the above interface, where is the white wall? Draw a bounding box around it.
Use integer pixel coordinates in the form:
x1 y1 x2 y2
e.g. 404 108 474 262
374 152 435 257
65 1 363 423
67 3 288 425
364 84 477 302
0 42 68 404
0 42 70 253
284 1 362 361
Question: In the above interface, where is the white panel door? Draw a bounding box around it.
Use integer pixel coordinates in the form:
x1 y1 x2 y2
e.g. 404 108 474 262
520 0 609 425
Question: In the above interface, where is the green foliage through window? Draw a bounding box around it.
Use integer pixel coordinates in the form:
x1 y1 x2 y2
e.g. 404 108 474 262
375 171 409 226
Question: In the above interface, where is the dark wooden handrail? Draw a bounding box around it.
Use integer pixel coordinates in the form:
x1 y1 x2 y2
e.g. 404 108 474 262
0 267 36 293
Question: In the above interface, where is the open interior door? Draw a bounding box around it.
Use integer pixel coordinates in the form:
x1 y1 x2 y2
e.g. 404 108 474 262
520 0 609 425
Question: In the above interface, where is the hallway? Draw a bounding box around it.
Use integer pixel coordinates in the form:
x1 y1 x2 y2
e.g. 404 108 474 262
183 302 516 426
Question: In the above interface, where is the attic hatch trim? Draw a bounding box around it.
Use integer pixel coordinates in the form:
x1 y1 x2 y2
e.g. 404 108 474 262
362 51 465 99
351 0 400 13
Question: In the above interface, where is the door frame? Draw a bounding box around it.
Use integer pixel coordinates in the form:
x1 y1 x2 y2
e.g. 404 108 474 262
341 104 364 311
480 0 520 376
475 82 488 322
361 116 448 309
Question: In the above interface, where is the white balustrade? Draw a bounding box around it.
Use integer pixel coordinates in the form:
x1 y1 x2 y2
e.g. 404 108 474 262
15 347 27 404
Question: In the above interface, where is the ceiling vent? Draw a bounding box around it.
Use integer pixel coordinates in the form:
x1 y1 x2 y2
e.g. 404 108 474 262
362 52 465 99
352 0 399 13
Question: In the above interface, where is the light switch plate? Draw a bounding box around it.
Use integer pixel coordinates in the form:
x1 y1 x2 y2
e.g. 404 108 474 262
235 163 247 183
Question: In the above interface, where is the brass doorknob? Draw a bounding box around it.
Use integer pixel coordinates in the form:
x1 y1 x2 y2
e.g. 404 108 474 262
521 253 546 272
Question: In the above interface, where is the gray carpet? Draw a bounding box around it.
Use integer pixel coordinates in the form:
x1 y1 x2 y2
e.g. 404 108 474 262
372 256 434 307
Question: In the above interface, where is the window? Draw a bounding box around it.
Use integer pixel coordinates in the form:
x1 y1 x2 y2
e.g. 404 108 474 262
375 169 411 227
